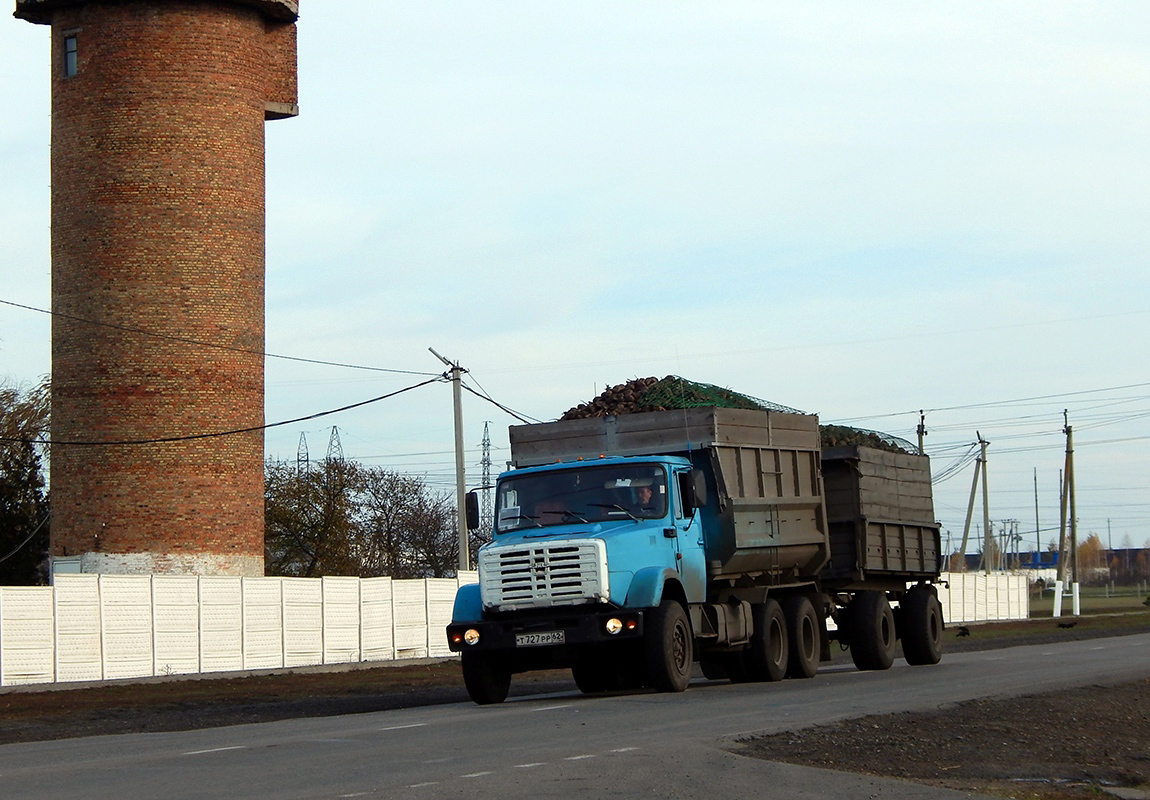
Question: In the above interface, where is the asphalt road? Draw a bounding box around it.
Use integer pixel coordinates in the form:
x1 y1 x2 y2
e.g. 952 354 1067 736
2 633 1148 800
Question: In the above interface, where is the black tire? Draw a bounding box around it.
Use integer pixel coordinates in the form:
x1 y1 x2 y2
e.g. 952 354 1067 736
699 657 728 681
724 651 751 683
572 658 613 694
745 599 789 682
848 590 897 671
645 597 693 693
573 647 646 693
901 587 944 666
461 651 511 705
781 595 819 679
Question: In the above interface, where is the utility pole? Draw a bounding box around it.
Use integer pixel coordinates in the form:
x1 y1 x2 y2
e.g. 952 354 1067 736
1054 411 1079 617
1033 467 1041 558
430 348 470 572
959 433 989 569
981 434 991 574
916 410 927 455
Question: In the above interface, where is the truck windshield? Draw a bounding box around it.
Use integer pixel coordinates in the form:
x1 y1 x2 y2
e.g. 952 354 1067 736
495 464 668 533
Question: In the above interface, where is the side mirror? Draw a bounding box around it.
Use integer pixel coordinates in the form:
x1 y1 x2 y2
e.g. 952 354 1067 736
678 470 707 514
465 491 480 531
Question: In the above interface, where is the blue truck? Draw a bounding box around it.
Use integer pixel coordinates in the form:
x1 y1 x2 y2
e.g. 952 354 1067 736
447 407 943 704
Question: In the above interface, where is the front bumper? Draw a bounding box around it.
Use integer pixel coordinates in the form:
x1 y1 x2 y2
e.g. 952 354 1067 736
447 607 645 654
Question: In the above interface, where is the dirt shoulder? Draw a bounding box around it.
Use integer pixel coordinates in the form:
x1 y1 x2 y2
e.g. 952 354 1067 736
2 612 1148 800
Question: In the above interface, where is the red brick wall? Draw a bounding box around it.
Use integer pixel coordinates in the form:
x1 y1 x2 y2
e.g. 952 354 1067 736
37 1 298 574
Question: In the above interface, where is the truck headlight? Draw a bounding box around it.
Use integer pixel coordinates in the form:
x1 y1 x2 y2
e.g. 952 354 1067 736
463 628 481 646
605 618 623 635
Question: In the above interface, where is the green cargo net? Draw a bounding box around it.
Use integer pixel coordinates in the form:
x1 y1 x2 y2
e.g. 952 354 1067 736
636 376 803 414
559 375 803 420
820 424 916 454
559 375 916 455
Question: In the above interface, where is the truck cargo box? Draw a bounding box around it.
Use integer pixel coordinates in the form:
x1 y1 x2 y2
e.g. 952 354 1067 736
509 408 830 586
820 445 941 584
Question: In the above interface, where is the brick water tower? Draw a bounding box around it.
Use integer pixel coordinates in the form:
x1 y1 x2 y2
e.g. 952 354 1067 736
15 0 299 575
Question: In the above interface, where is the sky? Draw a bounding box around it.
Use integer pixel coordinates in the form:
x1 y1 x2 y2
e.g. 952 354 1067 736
2 2 1148 556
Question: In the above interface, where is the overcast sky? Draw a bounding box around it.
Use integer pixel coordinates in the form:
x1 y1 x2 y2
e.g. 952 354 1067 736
2 2 1148 554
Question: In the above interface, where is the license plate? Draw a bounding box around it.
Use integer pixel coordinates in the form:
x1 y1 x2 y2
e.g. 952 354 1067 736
515 630 565 647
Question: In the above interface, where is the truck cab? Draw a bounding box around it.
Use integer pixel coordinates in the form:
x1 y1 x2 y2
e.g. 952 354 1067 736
447 456 707 702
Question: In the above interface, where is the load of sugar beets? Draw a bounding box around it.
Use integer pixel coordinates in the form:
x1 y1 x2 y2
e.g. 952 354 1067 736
559 375 913 454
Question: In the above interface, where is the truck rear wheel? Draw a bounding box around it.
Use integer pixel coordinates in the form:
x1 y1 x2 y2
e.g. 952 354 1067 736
781 595 819 679
848 590 897 671
901 587 944 665
461 652 512 705
746 599 789 682
645 597 693 693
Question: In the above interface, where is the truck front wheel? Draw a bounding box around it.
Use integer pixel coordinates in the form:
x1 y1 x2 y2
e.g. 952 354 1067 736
848 590 897 671
900 587 944 665
461 652 512 705
645 597 693 693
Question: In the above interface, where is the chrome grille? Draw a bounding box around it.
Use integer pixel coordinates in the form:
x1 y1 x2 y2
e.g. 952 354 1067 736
479 539 608 611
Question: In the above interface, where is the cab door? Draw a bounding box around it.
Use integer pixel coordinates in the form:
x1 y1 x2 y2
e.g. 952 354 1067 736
670 467 707 603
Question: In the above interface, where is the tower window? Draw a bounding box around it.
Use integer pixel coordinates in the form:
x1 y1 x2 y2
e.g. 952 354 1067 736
63 35 78 77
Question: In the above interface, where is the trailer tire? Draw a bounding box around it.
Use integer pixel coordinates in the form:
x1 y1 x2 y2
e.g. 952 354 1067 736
848 590 897 671
645 597 693 693
782 595 819 679
461 652 512 705
746 599 789 682
901 587 944 666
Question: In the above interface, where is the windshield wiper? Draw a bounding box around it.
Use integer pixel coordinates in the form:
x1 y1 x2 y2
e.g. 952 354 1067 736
540 509 591 524
588 503 640 522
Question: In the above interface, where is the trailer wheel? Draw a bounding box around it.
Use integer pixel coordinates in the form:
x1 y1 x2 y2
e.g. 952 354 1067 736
901 587 944 665
848 590 897 671
746 599 789 682
645 597 693 693
461 652 512 705
781 595 819 679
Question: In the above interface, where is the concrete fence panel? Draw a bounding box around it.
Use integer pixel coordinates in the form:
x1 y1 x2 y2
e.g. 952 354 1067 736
0 586 55 686
2 571 1023 688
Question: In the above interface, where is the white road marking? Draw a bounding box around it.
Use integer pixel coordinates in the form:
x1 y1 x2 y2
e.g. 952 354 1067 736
565 754 596 761
460 771 493 779
407 782 439 788
610 747 639 753
183 746 247 756
380 723 428 732
514 763 546 769
532 704 573 712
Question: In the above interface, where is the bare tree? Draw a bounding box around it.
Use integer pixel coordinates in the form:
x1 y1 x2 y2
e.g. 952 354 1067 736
264 457 364 577
0 378 51 585
265 459 465 579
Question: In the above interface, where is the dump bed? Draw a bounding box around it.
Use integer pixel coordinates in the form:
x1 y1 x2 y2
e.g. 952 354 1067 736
509 408 830 585
820 445 941 585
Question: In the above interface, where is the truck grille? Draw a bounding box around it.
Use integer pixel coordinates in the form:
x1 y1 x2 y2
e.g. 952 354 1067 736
479 539 608 611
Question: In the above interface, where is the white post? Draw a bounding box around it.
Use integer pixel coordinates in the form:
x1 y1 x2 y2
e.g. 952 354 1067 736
1053 579 1063 618
1072 582 1081 616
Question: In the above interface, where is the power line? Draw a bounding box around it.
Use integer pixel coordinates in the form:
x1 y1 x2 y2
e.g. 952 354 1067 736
1 377 441 447
0 297 439 377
